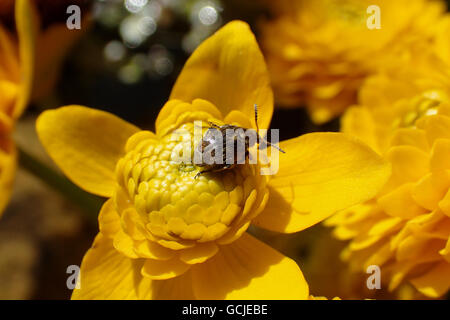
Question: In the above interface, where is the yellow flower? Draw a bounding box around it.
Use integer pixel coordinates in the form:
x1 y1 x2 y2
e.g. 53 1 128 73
0 0 88 217
327 29 450 298
434 16 450 66
0 0 35 215
259 0 446 124
37 21 389 300
340 11 450 154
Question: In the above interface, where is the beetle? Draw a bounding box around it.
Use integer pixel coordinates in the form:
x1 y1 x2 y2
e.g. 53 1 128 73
194 104 285 178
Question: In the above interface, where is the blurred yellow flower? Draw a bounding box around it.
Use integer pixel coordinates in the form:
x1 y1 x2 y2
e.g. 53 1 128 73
342 57 450 154
326 31 450 298
433 14 450 64
259 0 447 124
0 0 88 217
36 21 390 300
0 0 35 216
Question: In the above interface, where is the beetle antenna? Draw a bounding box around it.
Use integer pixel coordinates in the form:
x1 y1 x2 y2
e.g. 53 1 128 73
194 121 221 129
253 104 285 153
254 104 259 132
265 141 286 154
254 104 260 144
208 121 222 129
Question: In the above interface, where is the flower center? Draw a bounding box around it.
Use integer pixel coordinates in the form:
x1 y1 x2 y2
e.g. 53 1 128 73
115 122 268 244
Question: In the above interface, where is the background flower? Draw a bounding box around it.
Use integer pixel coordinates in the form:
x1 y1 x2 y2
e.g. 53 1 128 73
326 27 450 297
259 0 447 124
0 0 35 216
0 0 90 217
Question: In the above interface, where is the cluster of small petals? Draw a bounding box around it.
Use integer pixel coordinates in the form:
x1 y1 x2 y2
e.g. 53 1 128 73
259 0 447 123
328 91 450 297
104 100 269 279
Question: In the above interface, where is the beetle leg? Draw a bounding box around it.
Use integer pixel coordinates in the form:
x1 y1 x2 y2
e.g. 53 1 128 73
194 171 204 179
194 168 216 179
194 168 215 179
207 121 222 129
194 164 234 179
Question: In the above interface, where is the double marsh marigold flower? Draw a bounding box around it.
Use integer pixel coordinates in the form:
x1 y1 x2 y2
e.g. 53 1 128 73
259 0 447 124
37 21 389 299
327 36 450 298
0 0 34 215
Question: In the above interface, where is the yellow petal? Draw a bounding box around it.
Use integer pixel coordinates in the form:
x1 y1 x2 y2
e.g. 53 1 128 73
440 238 450 263
341 106 378 152
134 240 176 261
13 0 37 119
417 115 450 145
156 99 222 136
349 217 402 251
253 133 390 233
154 99 182 134
71 233 145 300
36 106 139 197
191 232 309 299
121 208 148 241
386 145 429 185
179 242 219 264
0 136 16 216
430 139 450 172
71 234 194 299
410 262 450 298
141 257 190 280
113 229 139 259
170 21 273 129
223 110 253 129
390 128 429 152
378 184 427 219
0 80 18 125
412 172 450 211
98 198 120 238
364 242 394 268
439 188 450 217
149 272 196 300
